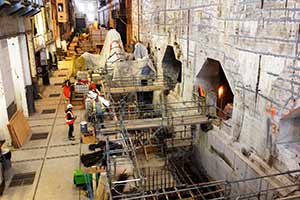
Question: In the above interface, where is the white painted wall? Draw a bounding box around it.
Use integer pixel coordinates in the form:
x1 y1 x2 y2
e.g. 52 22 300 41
19 35 32 86
0 71 10 142
7 36 29 117
0 39 14 143
0 40 15 107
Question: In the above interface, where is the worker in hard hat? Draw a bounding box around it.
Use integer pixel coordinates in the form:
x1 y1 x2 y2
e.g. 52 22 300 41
89 82 101 96
65 104 77 141
94 96 106 129
86 91 97 122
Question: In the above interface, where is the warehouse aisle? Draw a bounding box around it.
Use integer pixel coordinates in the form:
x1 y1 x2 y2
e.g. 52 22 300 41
2 60 88 200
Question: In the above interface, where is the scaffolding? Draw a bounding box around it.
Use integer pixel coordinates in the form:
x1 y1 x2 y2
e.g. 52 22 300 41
91 75 300 200
104 75 170 95
101 97 216 199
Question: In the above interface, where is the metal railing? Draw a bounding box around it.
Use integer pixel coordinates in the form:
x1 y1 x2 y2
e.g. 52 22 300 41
223 169 300 200
106 75 171 89
109 168 300 200
100 100 208 133
101 97 300 200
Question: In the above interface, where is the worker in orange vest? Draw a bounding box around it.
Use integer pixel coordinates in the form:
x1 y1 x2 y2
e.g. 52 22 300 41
63 79 71 103
65 104 77 141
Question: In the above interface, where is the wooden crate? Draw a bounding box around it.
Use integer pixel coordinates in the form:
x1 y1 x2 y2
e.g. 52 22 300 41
7 110 30 148
81 133 96 144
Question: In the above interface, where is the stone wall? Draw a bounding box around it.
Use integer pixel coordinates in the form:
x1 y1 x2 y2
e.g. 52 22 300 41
132 0 300 177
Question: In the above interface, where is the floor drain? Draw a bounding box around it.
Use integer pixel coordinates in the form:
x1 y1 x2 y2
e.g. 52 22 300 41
49 93 60 97
41 109 56 114
61 68 68 71
30 132 49 140
9 172 36 187
54 83 63 86
58 74 67 77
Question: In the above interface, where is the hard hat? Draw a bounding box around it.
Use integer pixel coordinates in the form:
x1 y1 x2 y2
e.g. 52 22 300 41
67 104 73 109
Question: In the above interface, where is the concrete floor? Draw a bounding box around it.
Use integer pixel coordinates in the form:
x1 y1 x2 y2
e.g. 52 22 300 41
2 60 89 200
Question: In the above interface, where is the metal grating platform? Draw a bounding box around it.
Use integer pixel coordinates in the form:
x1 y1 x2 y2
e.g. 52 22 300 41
30 132 49 141
49 93 60 97
41 109 56 114
9 172 36 187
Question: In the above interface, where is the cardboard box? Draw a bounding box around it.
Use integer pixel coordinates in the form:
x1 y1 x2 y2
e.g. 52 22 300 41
81 133 96 144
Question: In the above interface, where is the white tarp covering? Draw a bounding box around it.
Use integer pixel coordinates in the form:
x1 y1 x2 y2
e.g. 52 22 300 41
100 29 125 66
76 29 156 77
76 29 125 71
79 53 102 70
113 59 155 79
134 42 148 59
113 42 155 78
98 96 110 107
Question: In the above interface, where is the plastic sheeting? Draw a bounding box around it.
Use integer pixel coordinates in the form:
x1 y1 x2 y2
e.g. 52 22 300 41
99 96 110 107
76 52 102 70
75 29 156 77
113 42 155 78
101 29 125 66
133 42 148 59
75 29 125 71
113 59 155 79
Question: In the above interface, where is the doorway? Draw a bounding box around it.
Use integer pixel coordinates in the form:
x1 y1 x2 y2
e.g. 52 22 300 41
196 58 234 119
162 46 182 90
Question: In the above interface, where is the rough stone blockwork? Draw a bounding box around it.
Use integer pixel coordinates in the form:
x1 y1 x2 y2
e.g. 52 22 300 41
132 0 300 174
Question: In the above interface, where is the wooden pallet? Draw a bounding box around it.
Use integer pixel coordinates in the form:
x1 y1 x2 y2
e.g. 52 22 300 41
7 110 30 148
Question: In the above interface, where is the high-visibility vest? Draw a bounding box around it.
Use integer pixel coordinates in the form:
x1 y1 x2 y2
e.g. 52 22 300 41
93 101 106 114
63 85 71 99
65 110 75 125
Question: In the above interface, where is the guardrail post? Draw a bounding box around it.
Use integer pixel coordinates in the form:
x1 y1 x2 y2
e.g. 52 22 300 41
224 181 232 200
